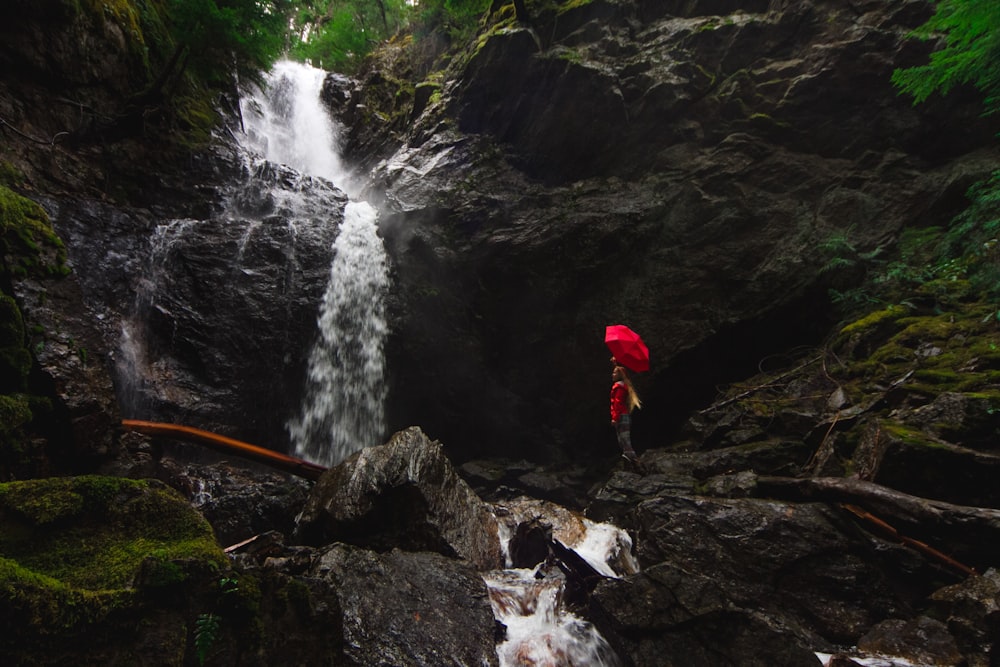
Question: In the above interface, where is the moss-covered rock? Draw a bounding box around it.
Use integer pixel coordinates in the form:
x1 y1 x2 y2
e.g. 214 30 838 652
0 184 68 279
0 476 225 587
0 476 229 664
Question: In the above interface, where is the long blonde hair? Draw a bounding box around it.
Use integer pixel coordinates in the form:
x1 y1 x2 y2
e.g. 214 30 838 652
614 366 642 412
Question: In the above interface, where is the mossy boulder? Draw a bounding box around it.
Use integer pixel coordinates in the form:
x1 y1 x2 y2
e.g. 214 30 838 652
0 476 229 664
0 183 68 279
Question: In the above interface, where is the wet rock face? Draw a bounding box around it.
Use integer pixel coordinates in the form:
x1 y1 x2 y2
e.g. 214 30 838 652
36 153 346 452
592 566 825 667
310 544 500 667
336 0 1000 464
858 616 964 667
929 568 1000 663
633 494 917 642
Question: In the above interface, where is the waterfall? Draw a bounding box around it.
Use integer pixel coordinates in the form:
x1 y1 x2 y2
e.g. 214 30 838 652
486 569 623 667
286 200 389 466
488 502 636 666
242 60 390 467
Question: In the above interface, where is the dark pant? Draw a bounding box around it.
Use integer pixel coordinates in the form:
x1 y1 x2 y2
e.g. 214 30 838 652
615 414 636 455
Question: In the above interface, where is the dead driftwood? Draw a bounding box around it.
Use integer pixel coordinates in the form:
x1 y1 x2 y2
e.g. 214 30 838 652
757 475 1000 575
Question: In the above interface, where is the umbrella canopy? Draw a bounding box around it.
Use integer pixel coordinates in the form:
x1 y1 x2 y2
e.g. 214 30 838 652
605 324 649 372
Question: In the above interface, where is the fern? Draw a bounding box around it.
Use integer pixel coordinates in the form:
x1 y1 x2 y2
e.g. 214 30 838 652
891 0 1000 115
194 613 220 665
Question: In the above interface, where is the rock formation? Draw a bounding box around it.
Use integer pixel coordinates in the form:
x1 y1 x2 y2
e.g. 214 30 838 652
2 0 1000 665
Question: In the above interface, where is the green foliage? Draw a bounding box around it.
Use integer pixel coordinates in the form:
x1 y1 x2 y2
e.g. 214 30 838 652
412 0 491 45
819 227 885 273
289 0 413 72
891 0 1000 115
292 5 374 70
191 574 245 664
165 0 293 88
822 172 1000 312
940 170 1000 289
195 612 221 664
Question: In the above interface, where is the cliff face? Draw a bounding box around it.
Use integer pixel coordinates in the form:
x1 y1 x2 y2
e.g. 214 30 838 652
330 0 1000 463
4 0 997 468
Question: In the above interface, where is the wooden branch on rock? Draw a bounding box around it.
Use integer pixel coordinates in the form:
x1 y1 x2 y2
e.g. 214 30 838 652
841 503 977 577
121 419 328 481
757 475 1000 575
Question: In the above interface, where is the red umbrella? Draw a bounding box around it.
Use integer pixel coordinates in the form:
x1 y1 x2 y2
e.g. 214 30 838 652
605 324 649 372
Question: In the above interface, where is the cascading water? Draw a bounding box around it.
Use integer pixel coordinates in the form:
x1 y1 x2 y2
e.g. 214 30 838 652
241 60 390 467
285 200 389 466
489 501 638 667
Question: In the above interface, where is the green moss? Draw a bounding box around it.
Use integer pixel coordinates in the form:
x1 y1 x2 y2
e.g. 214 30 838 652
0 556 135 631
0 476 229 648
78 0 152 76
81 0 143 36
0 295 24 347
0 394 32 434
556 46 584 64
912 368 963 385
0 476 226 591
838 305 907 336
696 18 722 32
749 112 791 128
173 92 221 150
0 162 23 187
881 421 950 449
555 0 595 15
0 184 69 278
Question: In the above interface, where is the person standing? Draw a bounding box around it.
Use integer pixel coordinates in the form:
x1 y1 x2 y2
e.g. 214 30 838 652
610 363 641 463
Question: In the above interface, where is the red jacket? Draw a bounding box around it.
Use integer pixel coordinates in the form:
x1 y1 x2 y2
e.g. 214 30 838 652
610 381 629 422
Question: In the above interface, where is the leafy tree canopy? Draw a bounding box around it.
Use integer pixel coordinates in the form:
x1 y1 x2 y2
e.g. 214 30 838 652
289 0 413 71
288 0 498 72
166 0 293 87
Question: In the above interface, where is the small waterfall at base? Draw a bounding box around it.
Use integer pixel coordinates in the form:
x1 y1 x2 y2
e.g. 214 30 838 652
486 569 623 667
488 504 637 667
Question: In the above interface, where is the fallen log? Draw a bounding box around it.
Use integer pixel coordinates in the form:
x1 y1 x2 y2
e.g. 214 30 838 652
841 504 978 578
121 419 328 481
756 475 1000 573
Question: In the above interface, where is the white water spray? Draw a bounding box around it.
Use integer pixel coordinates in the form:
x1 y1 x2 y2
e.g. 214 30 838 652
242 60 389 467
242 60 346 185
287 200 389 465
486 568 623 667
489 501 635 666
